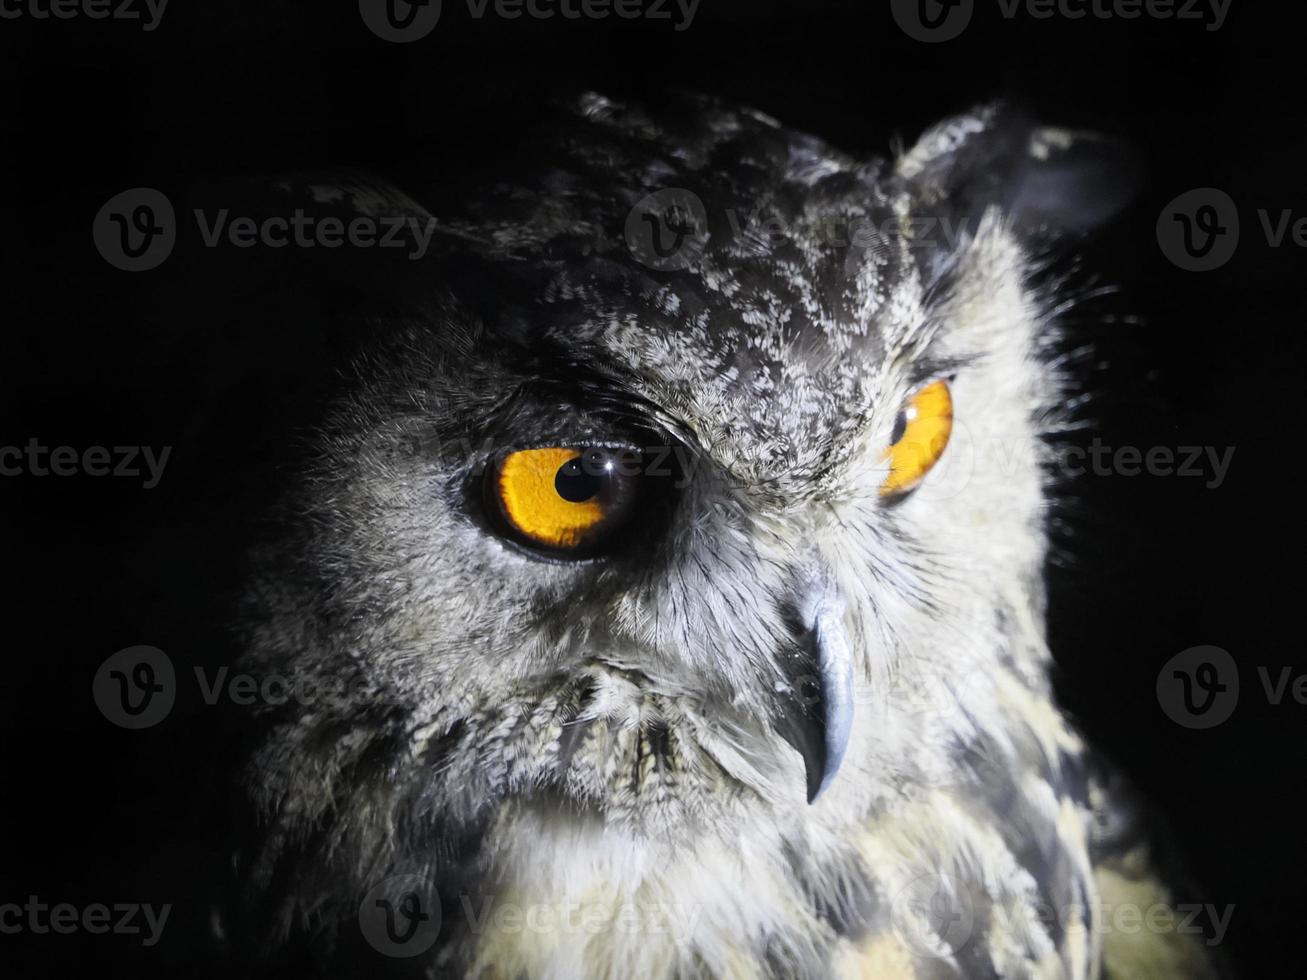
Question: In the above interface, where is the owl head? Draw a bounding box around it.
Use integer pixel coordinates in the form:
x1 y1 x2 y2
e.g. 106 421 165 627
231 93 1131 954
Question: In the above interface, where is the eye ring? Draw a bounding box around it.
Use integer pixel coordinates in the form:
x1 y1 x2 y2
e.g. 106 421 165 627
880 379 953 499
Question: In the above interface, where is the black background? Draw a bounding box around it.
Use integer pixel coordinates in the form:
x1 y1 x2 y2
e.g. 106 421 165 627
3 1 1302 976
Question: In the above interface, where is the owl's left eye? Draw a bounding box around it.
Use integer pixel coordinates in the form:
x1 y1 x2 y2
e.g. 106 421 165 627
487 447 644 556
880 379 954 498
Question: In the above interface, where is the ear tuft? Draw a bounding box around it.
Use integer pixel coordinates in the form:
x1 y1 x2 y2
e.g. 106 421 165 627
897 103 1140 243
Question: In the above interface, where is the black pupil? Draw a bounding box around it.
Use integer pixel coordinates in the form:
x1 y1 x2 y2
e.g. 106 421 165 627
890 411 907 445
555 455 603 503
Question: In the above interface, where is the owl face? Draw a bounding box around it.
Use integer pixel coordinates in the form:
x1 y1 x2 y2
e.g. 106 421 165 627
236 94 1129 948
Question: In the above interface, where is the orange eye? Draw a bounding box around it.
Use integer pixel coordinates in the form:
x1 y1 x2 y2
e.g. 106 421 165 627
880 380 953 498
490 447 642 554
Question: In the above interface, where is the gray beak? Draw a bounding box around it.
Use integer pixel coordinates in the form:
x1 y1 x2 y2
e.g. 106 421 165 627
776 590 855 803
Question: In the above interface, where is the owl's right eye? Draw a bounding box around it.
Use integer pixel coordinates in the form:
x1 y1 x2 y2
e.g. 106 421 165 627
486 446 646 556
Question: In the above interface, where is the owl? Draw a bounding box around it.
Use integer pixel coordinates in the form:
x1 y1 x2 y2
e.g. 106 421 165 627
222 93 1220 979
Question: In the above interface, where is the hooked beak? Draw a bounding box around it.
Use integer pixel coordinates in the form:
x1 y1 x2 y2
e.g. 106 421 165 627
775 591 855 804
